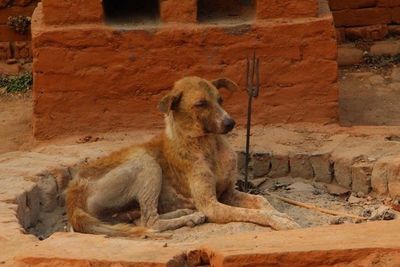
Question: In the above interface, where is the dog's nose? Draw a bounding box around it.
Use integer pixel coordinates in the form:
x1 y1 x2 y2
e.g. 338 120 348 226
223 118 236 133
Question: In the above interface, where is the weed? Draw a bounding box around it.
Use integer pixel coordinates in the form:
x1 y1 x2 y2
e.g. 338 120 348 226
7 16 31 35
0 73 33 94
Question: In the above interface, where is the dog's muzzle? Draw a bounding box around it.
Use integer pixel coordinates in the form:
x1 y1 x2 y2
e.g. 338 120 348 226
222 118 236 134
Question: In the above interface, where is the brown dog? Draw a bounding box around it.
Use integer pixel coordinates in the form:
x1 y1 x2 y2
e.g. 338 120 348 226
66 76 299 237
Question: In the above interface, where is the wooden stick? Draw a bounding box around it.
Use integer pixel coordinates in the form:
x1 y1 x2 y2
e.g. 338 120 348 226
265 192 367 221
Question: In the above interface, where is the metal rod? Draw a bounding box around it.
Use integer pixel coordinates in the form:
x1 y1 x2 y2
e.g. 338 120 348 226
243 51 260 192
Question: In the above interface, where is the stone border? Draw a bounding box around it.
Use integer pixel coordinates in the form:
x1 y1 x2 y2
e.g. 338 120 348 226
237 149 399 197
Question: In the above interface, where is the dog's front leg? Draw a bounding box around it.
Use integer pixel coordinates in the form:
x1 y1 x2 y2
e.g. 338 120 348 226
220 186 275 210
189 172 300 230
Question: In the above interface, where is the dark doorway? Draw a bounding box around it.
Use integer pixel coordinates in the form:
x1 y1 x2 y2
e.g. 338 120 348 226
103 0 160 26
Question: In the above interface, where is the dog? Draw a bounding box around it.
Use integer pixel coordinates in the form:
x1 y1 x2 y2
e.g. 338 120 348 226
66 76 300 237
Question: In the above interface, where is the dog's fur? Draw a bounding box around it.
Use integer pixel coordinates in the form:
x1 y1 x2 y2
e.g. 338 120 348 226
66 76 299 237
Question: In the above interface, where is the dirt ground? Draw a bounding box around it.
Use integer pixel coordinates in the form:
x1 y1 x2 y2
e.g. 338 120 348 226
0 94 34 154
1 83 399 244
28 175 399 243
340 64 400 126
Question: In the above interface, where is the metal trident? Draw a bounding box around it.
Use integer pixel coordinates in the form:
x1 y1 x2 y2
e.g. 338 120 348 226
243 51 260 192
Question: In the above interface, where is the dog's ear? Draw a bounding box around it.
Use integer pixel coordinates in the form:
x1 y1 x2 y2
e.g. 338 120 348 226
158 91 182 114
212 78 239 92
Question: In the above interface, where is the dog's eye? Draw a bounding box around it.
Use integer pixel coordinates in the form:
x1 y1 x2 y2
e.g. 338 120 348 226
218 97 223 105
194 100 208 108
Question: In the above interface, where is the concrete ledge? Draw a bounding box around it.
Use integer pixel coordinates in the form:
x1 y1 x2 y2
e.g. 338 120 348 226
14 221 400 266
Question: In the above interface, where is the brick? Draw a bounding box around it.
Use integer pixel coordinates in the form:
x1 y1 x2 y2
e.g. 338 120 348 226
391 7 400 23
345 24 388 41
335 28 346 44
290 153 314 179
0 42 11 60
0 5 36 24
42 0 103 25
0 25 30 42
377 0 400 7
351 163 373 194
252 152 271 178
0 0 11 8
160 0 197 23
332 8 391 27
388 25 400 34
257 0 318 19
330 0 377 10
337 46 364 66
302 39 338 60
12 41 31 59
13 0 34 7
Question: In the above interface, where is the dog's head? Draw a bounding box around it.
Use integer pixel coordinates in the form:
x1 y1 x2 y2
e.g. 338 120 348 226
159 76 238 137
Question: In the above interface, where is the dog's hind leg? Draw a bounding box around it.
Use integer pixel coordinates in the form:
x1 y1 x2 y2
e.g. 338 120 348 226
138 188 205 231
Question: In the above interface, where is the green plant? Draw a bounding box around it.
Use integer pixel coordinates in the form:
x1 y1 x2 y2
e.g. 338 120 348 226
0 73 33 93
7 15 31 34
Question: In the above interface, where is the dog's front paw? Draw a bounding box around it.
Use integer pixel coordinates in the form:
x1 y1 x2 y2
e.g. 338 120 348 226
266 211 301 231
186 212 206 227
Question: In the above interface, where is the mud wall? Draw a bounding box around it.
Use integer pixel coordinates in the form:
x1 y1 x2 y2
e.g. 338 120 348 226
0 0 37 61
330 0 400 43
32 0 338 139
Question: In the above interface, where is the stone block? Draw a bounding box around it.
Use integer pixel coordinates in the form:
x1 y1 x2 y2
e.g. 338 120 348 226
37 173 58 212
370 40 400 56
15 185 40 229
268 154 289 178
334 159 352 189
371 159 389 195
236 151 246 174
337 46 364 66
252 152 271 178
310 153 333 183
351 162 373 194
290 153 314 179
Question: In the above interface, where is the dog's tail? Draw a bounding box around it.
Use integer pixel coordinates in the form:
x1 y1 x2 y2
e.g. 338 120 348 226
66 179 151 237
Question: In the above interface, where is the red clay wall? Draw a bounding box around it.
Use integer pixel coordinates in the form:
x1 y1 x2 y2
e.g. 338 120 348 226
0 0 37 61
330 0 400 42
32 0 338 139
